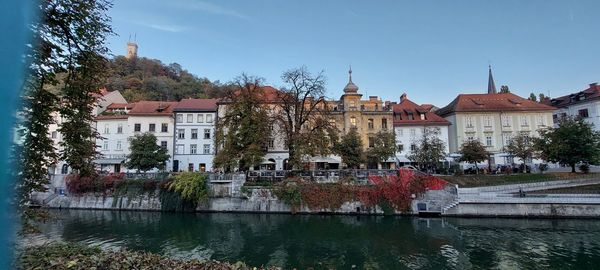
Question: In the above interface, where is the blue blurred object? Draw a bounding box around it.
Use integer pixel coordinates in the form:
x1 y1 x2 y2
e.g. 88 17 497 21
0 0 36 268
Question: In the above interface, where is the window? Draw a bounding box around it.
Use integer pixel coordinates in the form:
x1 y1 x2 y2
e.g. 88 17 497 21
149 123 156 132
206 114 213 123
161 123 168 132
190 144 197 154
116 140 122 150
397 129 403 136
160 141 168 149
199 163 206 172
552 114 558 123
177 129 185 139
188 163 194 172
466 132 475 141
579 109 589 118
502 132 512 146
134 123 141 132
465 116 474 128
191 129 198 139
117 123 123 134
197 114 204 123
483 116 492 127
176 114 183 123
397 144 404 152
268 139 274 149
175 144 184 154
104 124 109 134
520 116 529 126
350 117 356 127
203 144 210 154
329 119 336 127
103 141 108 150
368 119 374 129
349 100 356 108
537 115 545 126
51 131 57 139
368 137 375 148
204 129 211 139
408 113 414 120
410 144 416 151
382 119 388 129
410 129 416 136
502 115 511 127
420 113 425 120
485 134 493 147
187 114 193 123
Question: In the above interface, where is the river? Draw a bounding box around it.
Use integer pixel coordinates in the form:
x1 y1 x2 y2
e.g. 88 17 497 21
33 209 600 269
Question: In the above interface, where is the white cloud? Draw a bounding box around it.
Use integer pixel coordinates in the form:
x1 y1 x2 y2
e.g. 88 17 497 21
135 21 187 33
171 0 249 20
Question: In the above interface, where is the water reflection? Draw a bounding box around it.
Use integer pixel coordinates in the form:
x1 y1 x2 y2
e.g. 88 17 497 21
36 210 600 269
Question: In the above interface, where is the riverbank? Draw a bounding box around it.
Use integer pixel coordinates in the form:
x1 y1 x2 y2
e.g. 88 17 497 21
18 242 279 270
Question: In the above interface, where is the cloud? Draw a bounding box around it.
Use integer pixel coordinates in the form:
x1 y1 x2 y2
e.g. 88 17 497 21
170 0 249 20
134 21 187 33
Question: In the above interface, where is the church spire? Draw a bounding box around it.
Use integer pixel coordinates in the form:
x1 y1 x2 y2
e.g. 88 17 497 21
488 65 497 94
348 65 353 82
343 65 359 93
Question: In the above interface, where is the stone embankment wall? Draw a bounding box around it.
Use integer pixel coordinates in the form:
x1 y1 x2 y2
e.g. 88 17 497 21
444 203 600 217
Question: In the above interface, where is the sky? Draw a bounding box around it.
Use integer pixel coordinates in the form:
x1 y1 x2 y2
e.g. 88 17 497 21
106 0 600 107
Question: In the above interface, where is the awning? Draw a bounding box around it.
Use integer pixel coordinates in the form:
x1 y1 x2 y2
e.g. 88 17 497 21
310 156 341 163
260 159 276 165
395 155 411 163
93 158 125 164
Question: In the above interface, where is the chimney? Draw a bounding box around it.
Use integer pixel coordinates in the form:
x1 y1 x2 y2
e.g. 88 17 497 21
590 82 598 88
400 93 407 102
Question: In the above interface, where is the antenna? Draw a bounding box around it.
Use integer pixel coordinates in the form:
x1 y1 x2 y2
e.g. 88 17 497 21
134 33 137 42
128 34 131 42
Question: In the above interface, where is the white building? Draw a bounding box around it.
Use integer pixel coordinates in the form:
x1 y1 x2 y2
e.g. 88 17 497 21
94 103 134 173
173 99 217 172
549 82 600 130
392 93 450 166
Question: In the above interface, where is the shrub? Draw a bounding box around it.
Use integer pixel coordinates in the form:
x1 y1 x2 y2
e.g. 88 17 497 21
65 174 102 194
167 172 209 205
579 163 591 174
539 163 548 173
272 179 303 213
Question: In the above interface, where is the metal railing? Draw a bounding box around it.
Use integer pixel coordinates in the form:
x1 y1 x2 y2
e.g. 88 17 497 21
245 169 399 184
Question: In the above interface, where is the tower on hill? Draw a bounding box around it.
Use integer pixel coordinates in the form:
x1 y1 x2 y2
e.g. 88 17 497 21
126 41 138 59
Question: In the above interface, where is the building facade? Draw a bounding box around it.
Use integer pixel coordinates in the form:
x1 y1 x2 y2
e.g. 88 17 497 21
392 93 450 165
173 99 218 172
549 83 600 130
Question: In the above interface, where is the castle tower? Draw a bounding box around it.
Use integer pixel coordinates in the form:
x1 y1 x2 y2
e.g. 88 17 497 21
126 41 138 59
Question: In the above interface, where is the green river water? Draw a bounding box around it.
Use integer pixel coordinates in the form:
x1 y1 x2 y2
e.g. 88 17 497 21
34 209 600 269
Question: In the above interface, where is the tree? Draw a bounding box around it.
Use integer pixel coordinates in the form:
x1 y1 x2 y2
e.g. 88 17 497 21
534 116 600 173
365 130 396 169
539 93 547 102
500 85 510 93
213 74 271 172
504 133 534 173
334 128 364 169
459 139 488 173
126 133 170 172
528 93 537 102
274 66 337 169
407 127 447 172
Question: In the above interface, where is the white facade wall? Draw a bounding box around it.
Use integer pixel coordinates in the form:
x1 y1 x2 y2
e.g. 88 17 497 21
173 112 216 172
127 115 175 171
96 118 130 173
553 99 600 131
394 125 450 163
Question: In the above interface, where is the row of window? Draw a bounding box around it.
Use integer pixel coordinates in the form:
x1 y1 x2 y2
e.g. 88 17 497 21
176 113 214 124
176 129 211 140
464 131 530 147
465 115 546 128
175 144 211 154
349 117 388 129
132 123 169 133
101 140 168 151
396 128 417 137
552 109 589 122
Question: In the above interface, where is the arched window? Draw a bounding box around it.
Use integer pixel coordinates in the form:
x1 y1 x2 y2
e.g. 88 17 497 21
61 164 69 174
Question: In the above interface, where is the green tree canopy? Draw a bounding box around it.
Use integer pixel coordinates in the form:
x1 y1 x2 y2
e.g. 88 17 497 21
126 133 170 172
505 132 535 172
335 128 364 169
534 117 600 172
365 130 396 168
407 127 447 172
459 139 488 172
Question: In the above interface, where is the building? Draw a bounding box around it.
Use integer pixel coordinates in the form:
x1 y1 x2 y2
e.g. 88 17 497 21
173 98 218 172
436 67 556 166
127 101 178 171
549 83 600 130
325 68 394 169
392 93 450 166
95 103 134 172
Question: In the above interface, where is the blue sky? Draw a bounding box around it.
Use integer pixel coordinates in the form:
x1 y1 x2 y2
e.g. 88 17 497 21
106 0 600 107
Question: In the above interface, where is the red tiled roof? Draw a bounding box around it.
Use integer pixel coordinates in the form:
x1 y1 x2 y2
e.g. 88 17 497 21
174 98 217 111
392 98 449 126
107 103 134 110
128 101 178 116
436 93 556 117
95 115 129 120
550 83 600 108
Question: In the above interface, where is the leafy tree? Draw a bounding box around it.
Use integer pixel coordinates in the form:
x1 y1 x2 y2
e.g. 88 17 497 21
168 172 209 205
504 133 534 173
528 93 537 101
126 133 170 172
539 93 547 102
459 139 488 173
534 116 600 173
365 130 396 169
500 85 510 93
407 127 447 172
274 66 338 169
213 74 271 171
335 128 364 169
